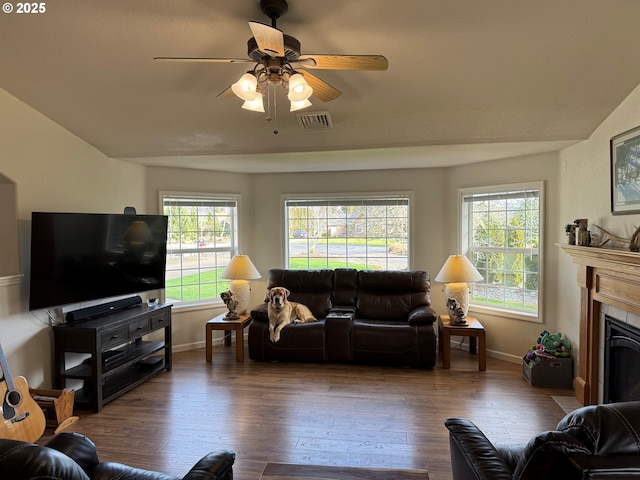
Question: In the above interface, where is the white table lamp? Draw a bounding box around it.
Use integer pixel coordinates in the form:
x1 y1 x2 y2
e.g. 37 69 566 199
220 255 261 315
435 254 483 325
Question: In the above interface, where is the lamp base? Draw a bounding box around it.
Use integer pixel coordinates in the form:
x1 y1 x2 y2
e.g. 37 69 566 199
444 282 470 325
229 279 251 315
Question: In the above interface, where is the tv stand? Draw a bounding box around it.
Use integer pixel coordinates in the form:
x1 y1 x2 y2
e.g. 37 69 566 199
52 303 171 412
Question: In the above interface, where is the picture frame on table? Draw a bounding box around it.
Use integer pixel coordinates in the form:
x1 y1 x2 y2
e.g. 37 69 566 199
611 125 640 215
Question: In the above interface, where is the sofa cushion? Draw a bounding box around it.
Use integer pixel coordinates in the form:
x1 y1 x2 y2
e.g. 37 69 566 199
249 320 326 363
356 270 431 321
351 319 435 367
267 269 334 317
333 268 358 306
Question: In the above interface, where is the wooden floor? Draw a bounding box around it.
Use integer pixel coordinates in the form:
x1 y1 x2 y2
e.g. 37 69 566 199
41 341 575 480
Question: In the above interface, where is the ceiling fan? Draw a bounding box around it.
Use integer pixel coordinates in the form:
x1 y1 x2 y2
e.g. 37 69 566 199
154 0 388 112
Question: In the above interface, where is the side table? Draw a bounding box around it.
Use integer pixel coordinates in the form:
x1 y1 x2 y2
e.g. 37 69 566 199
205 312 252 363
438 315 487 371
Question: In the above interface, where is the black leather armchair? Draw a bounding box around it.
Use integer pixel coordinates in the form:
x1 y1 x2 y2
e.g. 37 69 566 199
445 401 640 479
0 432 235 480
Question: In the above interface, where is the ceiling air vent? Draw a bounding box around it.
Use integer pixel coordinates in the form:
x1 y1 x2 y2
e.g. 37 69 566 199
296 112 333 129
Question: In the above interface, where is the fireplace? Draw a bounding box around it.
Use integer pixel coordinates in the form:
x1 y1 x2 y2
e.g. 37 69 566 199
560 244 640 405
604 316 640 403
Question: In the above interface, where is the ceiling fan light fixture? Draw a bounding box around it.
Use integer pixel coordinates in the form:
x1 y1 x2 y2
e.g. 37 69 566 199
242 92 265 112
289 98 312 112
287 73 313 101
231 72 259 101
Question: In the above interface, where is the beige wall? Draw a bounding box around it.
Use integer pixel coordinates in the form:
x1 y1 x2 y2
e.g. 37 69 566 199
557 83 640 362
0 88 146 388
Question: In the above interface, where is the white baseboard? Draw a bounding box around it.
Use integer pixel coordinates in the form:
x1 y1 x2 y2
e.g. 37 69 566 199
447 339 522 364
172 332 248 353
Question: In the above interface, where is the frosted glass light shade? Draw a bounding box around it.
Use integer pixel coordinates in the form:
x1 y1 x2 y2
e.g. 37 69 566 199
231 73 258 101
290 98 312 112
242 92 265 112
287 73 313 102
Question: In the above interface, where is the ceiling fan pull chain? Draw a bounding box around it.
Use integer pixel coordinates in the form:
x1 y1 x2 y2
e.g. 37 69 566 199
272 84 279 135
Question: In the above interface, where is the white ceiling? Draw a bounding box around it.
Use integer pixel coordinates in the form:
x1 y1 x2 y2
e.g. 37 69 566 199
2 0 640 173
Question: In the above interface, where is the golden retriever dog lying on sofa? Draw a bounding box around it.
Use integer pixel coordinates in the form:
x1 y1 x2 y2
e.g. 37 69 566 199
266 286 317 343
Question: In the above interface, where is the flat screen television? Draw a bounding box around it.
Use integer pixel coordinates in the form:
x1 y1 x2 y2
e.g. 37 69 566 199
29 212 168 311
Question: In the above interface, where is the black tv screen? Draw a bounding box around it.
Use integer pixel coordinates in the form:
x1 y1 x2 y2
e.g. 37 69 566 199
29 212 168 310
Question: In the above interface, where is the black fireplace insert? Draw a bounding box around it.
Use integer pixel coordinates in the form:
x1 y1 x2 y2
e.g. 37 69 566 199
604 315 640 403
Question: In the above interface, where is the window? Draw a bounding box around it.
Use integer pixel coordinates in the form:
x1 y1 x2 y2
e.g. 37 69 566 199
161 193 238 306
284 194 410 270
460 182 543 320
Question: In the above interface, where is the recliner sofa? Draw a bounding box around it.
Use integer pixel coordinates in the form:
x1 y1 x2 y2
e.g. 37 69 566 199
248 268 438 367
0 431 235 480
445 401 640 479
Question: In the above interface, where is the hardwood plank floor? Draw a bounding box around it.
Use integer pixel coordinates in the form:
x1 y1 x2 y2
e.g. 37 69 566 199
41 341 575 480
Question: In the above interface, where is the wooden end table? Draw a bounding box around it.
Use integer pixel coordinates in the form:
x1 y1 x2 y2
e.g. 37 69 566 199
438 315 487 371
205 312 252 363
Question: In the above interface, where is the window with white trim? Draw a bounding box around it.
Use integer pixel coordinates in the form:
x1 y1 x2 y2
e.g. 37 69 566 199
284 194 410 270
460 182 543 320
161 193 238 305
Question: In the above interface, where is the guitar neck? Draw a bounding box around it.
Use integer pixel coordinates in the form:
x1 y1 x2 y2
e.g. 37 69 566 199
0 343 16 392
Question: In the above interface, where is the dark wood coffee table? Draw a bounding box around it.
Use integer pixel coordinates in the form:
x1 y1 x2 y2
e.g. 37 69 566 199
260 462 429 480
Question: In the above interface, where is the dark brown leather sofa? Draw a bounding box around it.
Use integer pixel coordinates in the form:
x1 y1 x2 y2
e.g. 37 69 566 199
0 431 234 480
445 401 640 479
248 268 438 368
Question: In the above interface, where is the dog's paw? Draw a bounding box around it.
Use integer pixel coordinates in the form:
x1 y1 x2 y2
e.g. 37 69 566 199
270 332 281 343
293 319 302 324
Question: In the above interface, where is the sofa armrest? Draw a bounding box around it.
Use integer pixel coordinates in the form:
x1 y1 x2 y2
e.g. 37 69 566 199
444 418 513 480
90 451 235 480
250 303 269 323
407 305 437 326
183 451 235 480
45 432 100 473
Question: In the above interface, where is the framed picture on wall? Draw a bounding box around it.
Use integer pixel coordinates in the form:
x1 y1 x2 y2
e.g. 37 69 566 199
611 125 640 215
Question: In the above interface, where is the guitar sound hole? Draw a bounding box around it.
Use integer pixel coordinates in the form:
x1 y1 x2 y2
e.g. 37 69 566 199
6 390 21 407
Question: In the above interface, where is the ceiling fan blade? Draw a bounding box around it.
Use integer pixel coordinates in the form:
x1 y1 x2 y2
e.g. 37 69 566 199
300 70 341 102
248 21 284 57
216 86 236 98
298 55 389 71
154 57 253 64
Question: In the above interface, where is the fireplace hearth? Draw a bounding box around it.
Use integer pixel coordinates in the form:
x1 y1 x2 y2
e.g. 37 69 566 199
605 316 640 403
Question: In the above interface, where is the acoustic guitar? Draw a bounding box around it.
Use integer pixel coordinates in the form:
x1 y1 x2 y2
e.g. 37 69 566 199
0 342 45 442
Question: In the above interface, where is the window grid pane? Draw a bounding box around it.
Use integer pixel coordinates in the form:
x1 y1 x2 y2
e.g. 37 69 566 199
466 188 540 315
162 194 238 304
285 196 409 271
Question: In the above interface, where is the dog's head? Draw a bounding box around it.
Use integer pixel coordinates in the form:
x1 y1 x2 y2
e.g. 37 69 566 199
267 287 290 309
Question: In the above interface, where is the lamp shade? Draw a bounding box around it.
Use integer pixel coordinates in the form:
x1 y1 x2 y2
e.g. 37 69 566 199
290 98 312 112
220 255 261 280
231 73 258 102
287 73 313 102
123 221 153 244
242 92 265 112
435 254 483 283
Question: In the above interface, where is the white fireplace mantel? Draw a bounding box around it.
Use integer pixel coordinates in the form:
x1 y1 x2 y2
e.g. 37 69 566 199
560 244 640 405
